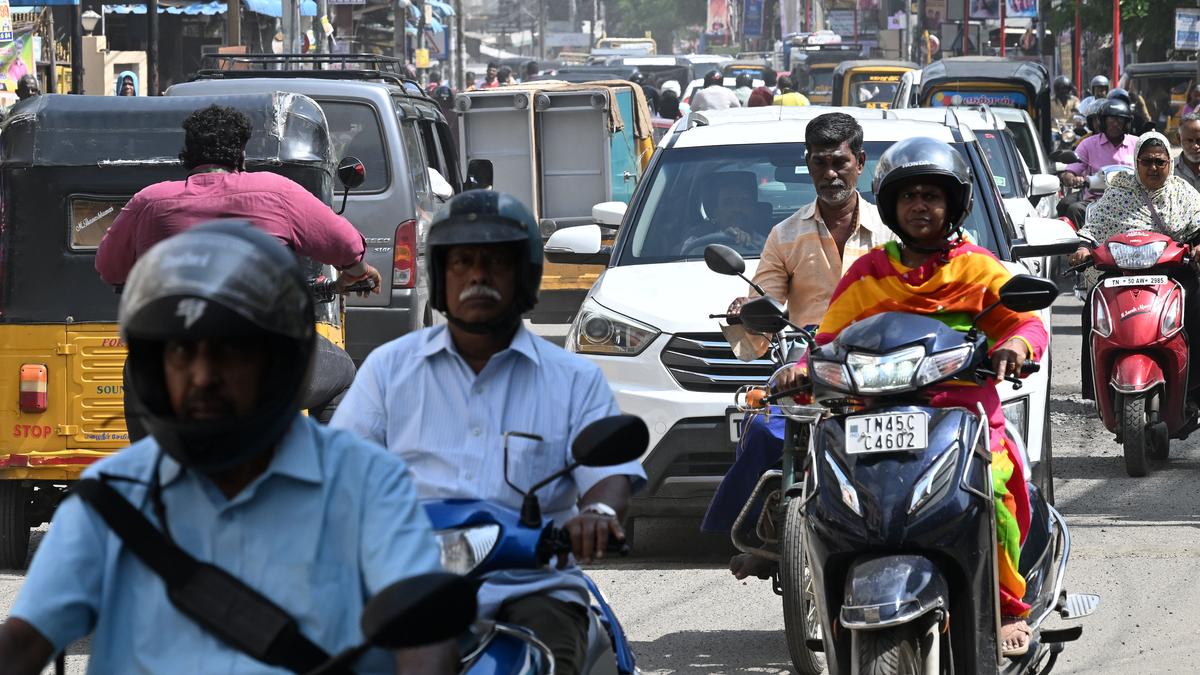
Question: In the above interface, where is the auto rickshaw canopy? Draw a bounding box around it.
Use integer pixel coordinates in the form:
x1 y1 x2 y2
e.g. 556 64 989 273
918 56 1051 150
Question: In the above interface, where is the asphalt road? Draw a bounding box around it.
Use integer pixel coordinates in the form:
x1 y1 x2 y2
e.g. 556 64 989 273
5 298 1200 673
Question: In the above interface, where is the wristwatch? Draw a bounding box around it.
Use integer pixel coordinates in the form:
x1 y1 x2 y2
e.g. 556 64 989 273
580 502 618 518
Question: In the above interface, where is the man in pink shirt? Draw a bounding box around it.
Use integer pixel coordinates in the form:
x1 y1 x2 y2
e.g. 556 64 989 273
96 104 382 292
1057 98 1138 228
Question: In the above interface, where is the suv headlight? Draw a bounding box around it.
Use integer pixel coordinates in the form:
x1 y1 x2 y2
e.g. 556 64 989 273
436 524 501 575
846 346 925 394
1107 241 1167 270
568 299 659 356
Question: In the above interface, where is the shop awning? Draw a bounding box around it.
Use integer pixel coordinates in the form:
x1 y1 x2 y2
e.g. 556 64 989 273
104 1 226 14
243 0 318 17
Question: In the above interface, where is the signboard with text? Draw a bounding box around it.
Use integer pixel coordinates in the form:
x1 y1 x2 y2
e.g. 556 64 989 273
1176 7 1200 51
0 0 12 43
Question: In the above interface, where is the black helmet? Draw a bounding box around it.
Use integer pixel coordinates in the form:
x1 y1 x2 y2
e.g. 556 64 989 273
1053 75 1071 91
1107 87 1131 104
119 220 315 474
1099 98 1133 121
433 85 454 104
703 69 723 87
427 190 542 328
629 71 646 85
872 137 973 250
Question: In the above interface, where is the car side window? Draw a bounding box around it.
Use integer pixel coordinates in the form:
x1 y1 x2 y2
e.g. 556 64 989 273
399 120 433 211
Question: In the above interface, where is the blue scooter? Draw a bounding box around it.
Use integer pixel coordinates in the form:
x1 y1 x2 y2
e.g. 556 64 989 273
423 414 648 675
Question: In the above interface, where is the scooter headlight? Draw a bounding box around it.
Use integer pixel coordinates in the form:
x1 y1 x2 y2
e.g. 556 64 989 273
825 452 863 517
1107 241 1167 270
1091 291 1112 338
846 346 925 394
435 524 501 575
908 446 960 516
915 345 973 387
1162 285 1184 338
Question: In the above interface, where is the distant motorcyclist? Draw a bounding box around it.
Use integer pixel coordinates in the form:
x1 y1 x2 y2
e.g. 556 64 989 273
0 222 450 674
1078 74 1110 114
1057 98 1138 227
690 69 741 111
1051 75 1079 127
795 137 1048 656
331 191 646 675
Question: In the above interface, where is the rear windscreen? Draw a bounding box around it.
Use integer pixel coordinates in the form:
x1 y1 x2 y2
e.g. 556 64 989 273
69 196 130 251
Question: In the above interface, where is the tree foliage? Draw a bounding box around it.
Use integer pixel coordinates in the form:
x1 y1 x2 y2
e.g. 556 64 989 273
606 0 707 51
1044 0 1193 62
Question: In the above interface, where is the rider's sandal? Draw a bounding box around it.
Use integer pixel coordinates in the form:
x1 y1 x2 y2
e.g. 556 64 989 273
1000 619 1032 657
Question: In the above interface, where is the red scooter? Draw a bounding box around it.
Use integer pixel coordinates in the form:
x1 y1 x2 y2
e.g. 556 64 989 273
1083 231 1197 477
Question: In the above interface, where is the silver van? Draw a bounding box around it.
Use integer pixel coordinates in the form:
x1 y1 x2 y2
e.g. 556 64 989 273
169 54 461 362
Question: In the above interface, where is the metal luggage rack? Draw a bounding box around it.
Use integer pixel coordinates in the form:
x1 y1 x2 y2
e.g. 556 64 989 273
194 53 421 90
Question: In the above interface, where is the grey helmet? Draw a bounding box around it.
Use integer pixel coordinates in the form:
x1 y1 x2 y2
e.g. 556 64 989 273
1089 75 1110 93
119 220 315 473
872 137 974 252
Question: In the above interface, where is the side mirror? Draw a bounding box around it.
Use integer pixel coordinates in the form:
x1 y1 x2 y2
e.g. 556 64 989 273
338 156 367 190
544 224 611 265
465 159 494 191
592 201 628 227
704 243 746 276
1029 173 1060 198
997 274 1060 312
1050 149 1081 165
739 295 789 335
571 414 649 467
1010 217 1082 259
362 572 478 649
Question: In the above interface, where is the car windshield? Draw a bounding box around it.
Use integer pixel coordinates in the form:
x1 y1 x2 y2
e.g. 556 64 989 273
849 74 900 107
615 140 1000 266
975 131 1019 197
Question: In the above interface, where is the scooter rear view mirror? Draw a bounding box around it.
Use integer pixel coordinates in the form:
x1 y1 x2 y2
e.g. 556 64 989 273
570 414 649 467
335 156 366 215
1050 149 1081 165
739 296 790 335
997 274 1060 313
704 244 746 276
362 572 478 649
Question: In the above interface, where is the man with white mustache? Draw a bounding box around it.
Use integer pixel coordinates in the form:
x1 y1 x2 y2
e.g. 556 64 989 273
1176 113 1200 193
331 190 645 675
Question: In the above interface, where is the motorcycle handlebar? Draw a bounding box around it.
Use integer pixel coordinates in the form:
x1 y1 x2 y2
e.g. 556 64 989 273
709 313 742 325
976 361 1039 390
310 278 377 303
541 526 631 563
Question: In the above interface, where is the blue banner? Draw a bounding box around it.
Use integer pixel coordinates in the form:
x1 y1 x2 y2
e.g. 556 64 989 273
743 0 764 37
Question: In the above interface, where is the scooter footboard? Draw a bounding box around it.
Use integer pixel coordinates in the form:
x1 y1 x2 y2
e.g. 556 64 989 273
840 554 949 630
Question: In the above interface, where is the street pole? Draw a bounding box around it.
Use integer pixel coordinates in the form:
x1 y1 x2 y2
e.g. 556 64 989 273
961 0 968 56
455 0 464 89
71 4 83 93
316 0 327 52
999 0 1005 57
147 0 158 93
227 0 241 47
1111 0 1119 84
538 0 545 61
1074 0 1081 88
416 0 425 81
394 0 406 61
47 8 57 93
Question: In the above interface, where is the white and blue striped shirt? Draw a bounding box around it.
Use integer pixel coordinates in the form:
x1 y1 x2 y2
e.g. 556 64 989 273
331 324 646 616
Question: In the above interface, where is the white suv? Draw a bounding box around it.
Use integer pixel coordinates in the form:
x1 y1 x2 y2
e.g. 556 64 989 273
545 106 1075 523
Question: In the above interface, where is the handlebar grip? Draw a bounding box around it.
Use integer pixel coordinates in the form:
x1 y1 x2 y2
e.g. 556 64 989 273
345 279 377 294
1021 361 1040 375
709 313 742 325
608 534 631 557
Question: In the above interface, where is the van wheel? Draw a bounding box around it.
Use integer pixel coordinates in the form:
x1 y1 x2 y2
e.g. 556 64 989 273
0 483 31 570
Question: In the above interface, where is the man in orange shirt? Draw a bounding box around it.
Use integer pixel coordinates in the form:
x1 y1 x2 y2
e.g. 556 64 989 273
712 113 894 580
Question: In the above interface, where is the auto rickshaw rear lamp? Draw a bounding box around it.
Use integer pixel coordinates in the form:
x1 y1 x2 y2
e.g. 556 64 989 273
393 219 417 289
19 364 47 413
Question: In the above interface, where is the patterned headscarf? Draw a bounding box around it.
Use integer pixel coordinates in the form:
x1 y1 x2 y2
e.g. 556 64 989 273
1078 130 1200 284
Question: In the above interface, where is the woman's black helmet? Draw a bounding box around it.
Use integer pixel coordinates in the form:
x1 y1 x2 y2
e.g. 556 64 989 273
872 137 973 249
427 189 542 323
703 70 723 87
119 220 315 473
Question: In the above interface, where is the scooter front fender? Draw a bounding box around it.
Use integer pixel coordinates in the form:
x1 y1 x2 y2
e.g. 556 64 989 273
840 554 948 630
1110 352 1165 395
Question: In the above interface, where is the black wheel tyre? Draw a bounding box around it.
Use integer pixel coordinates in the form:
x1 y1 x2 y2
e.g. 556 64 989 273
0 483 30 570
1122 394 1150 477
1032 404 1055 505
780 497 824 675
858 626 922 675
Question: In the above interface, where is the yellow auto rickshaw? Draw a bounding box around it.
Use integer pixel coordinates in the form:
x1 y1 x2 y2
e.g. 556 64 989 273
832 60 918 109
0 92 361 568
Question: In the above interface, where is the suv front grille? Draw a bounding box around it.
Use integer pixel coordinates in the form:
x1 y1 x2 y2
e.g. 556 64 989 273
660 333 775 393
